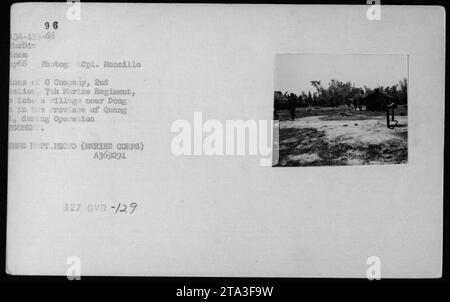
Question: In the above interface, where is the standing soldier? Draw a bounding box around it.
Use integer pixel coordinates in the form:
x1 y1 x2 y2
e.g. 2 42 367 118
352 97 358 111
289 94 297 120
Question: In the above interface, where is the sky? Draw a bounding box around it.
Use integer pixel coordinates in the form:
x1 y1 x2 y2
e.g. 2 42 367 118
274 54 408 95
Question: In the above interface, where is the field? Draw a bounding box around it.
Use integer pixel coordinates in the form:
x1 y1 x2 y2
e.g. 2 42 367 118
275 106 408 166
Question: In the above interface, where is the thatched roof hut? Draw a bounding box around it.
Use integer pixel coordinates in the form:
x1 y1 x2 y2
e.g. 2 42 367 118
365 89 394 111
274 91 289 102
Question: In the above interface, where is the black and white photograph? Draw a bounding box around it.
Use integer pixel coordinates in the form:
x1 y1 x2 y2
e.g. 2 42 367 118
274 54 408 167
1 1 446 288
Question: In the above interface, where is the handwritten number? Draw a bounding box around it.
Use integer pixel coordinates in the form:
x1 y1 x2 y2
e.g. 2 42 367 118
130 203 137 214
44 21 58 30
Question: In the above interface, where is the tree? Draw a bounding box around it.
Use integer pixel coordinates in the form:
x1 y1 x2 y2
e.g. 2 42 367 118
308 91 313 106
311 81 321 98
398 78 408 105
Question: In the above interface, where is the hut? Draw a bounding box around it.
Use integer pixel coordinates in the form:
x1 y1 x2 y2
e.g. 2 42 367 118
274 91 292 110
365 89 394 111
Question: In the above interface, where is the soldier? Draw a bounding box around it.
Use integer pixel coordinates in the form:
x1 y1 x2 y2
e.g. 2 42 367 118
353 98 359 111
289 95 297 121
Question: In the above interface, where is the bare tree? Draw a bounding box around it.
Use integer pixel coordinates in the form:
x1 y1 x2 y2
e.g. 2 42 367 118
310 80 322 107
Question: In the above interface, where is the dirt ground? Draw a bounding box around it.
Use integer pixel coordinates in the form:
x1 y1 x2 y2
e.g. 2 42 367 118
275 106 408 166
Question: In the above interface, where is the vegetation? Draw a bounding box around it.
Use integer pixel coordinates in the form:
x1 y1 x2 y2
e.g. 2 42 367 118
275 78 408 109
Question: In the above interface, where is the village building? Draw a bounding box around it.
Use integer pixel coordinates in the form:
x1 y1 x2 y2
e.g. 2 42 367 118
365 88 395 111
